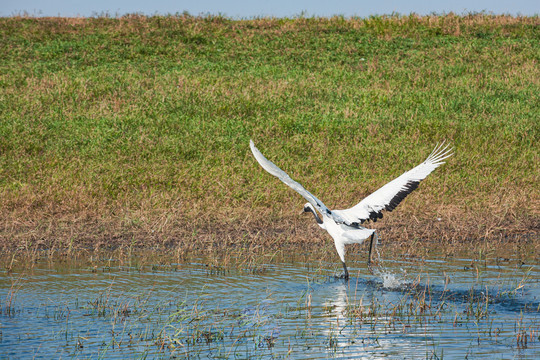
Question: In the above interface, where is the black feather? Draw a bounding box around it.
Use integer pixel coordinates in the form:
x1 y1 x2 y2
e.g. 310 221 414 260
363 180 421 224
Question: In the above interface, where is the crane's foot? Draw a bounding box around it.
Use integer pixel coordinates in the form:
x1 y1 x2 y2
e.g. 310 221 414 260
337 261 349 280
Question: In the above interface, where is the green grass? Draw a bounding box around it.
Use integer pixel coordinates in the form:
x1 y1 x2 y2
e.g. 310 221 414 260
0 14 538 250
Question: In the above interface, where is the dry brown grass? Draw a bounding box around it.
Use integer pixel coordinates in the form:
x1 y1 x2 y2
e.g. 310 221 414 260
0 14 538 258
1 190 537 260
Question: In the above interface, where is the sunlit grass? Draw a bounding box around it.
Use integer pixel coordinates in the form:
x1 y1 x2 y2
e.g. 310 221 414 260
0 14 538 251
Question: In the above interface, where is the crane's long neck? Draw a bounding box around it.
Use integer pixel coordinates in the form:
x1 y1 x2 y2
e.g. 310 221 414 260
307 206 323 224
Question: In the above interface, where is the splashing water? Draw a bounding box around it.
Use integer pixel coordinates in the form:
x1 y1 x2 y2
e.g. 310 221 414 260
1 248 538 359
372 234 407 289
381 272 402 288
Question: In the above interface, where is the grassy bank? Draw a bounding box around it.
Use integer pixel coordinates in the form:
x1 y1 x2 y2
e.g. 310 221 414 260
0 14 538 253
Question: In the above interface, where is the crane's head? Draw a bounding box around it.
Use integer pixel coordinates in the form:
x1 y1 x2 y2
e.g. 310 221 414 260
303 203 315 213
303 203 323 224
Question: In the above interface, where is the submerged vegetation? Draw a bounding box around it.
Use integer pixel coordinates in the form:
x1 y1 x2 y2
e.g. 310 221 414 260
0 14 538 253
1 252 538 358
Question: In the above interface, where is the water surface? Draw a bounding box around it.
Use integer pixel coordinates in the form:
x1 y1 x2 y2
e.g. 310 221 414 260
1 251 538 359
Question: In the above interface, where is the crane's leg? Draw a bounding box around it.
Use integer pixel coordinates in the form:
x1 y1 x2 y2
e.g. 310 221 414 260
341 261 349 280
367 232 376 274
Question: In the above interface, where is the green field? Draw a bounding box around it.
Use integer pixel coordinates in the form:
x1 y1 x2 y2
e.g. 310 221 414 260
0 14 538 253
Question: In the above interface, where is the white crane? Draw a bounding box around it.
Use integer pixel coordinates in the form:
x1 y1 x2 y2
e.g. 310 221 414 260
250 140 453 279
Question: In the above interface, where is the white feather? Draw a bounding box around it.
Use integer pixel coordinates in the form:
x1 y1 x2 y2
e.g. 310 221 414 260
250 140 453 277
333 141 453 224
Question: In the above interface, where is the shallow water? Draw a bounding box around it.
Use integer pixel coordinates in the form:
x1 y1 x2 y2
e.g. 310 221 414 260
1 252 538 359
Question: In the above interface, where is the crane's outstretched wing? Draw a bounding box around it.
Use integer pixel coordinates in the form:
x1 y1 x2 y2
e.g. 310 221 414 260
333 142 453 225
250 140 346 223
